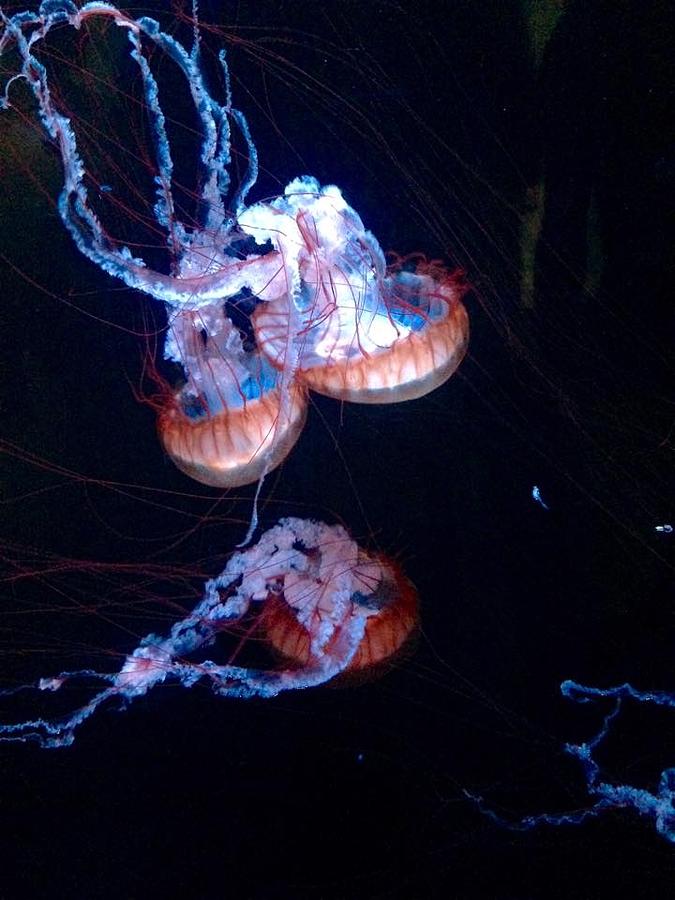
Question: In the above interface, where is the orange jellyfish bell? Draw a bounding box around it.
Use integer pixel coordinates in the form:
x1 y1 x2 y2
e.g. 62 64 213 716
246 182 469 404
261 548 419 676
255 261 469 404
157 307 308 488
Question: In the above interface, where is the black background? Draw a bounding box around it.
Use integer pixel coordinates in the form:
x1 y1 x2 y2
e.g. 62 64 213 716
0 2 673 897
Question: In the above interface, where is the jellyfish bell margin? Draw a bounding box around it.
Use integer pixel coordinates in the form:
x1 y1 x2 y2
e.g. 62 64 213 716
0 518 419 748
0 3 469 490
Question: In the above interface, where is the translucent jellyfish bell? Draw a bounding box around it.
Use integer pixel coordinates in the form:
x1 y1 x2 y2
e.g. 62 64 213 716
158 307 308 488
0 518 419 748
247 180 470 404
262 546 418 675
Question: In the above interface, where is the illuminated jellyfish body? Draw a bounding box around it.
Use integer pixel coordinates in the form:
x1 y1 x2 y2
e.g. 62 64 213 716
241 186 468 405
0 518 418 748
0 2 468 489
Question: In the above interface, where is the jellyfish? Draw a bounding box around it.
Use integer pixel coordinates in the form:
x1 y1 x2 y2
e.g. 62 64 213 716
0 517 418 748
0 2 468 491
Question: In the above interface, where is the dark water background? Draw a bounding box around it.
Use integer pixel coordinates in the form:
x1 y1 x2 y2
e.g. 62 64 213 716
0 2 673 897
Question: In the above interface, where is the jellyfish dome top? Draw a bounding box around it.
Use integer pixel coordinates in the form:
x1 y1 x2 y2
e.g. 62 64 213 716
0 1 468 489
0 518 418 748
